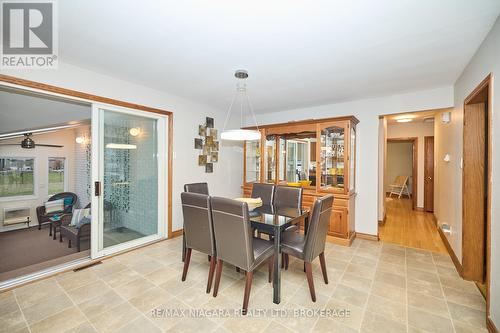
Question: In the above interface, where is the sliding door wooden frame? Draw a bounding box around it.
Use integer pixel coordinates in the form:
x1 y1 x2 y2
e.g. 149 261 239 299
0 74 174 239
463 73 492 327
386 137 418 210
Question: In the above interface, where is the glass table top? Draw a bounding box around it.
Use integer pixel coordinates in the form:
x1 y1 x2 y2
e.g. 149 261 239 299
249 205 308 227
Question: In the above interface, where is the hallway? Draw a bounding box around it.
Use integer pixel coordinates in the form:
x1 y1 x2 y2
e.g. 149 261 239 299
379 197 447 254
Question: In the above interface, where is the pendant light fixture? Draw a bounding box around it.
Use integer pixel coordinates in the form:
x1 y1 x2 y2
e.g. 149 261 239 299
220 70 261 141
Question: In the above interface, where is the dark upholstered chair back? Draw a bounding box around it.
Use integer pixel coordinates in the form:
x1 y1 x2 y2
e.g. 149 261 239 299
251 183 275 206
274 185 303 209
304 195 334 262
211 197 254 271
181 192 215 256
184 183 209 195
49 192 78 213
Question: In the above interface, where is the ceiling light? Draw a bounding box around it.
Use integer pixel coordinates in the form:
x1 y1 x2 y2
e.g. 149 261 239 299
105 143 137 149
75 136 85 144
220 70 261 141
129 128 141 136
396 118 413 123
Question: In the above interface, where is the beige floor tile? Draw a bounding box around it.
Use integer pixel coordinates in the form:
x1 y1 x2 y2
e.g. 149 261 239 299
340 272 373 292
288 285 329 309
262 321 295 333
408 306 454 333
439 275 481 295
0 291 20 314
22 291 73 325
365 294 406 323
78 290 123 319
115 315 161 333
370 280 406 304
312 317 358 332
407 291 449 318
324 256 350 270
91 261 128 278
125 257 165 276
167 316 219 333
273 303 320 332
326 298 364 330
144 266 179 286
89 301 141 333
332 284 369 308
29 306 87 333
431 253 455 268
407 276 443 298
14 278 64 309
66 322 98 333
313 267 345 284
406 258 437 273
350 254 378 266
436 265 460 278
146 297 192 331
56 269 99 291
355 248 381 261
222 316 271 333
406 267 440 284
113 277 156 300
175 281 216 309
376 261 406 277
361 310 407 333
0 308 28 333
379 253 406 266
453 319 488 333
447 301 488 330
345 263 376 279
66 280 112 304
101 268 140 289
443 287 485 311
302 278 337 297
374 270 406 289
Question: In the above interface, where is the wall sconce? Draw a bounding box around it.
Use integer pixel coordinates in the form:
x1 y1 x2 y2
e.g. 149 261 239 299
129 128 141 137
441 112 451 124
443 154 451 162
75 136 85 144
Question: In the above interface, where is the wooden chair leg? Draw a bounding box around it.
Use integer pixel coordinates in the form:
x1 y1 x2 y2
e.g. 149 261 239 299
304 262 316 302
285 254 289 270
59 232 63 242
242 271 253 315
319 252 328 284
68 239 72 248
236 267 240 273
206 256 216 293
281 253 285 269
181 248 192 281
213 259 223 297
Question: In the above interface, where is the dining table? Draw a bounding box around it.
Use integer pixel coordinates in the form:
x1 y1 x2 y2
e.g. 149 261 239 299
249 205 309 304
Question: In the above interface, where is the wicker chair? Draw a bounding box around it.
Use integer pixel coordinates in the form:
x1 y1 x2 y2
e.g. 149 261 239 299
36 192 77 231
59 203 91 252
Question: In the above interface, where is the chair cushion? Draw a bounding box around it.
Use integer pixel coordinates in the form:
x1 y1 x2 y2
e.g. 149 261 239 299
70 208 90 226
251 237 274 270
45 199 64 214
76 216 91 229
61 225 78 236
281 231 306 260
63 197 73 207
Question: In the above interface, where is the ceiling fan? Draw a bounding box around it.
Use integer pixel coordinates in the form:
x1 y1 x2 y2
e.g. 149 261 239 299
0 133 63 149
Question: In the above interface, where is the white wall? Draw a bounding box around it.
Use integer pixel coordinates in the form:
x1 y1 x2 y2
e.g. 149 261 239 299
436 15 500 326
377 118 387 221
0 129 78 231
2 62 244 232
386 141 413 194
387 121 435 208
246 86 453 236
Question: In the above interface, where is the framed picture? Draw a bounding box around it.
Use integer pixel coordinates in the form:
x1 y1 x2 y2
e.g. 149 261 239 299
194 138 203 149
205 163 213 173
206 117 214 128
198 155 207 166
203 145 211 154
210 128 218 137
206 135 214 146
213 141 219 151
198 125 206 136
211 152 218 162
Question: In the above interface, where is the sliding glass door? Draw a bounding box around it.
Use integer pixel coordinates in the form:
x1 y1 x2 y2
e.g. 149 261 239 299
91 105 167 258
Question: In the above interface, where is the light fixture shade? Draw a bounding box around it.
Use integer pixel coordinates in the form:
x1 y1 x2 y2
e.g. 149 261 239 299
105 143 137 149
396 118 412 123
220 129 261 141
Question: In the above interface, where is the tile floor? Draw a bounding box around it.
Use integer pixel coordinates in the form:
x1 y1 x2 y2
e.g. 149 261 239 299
0 237 488 333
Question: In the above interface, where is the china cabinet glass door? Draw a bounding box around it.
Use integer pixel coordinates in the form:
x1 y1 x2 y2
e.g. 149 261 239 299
278 137 286 182
319 123 346 192
264 135 276 183
245 140 260 183
349 125 356 192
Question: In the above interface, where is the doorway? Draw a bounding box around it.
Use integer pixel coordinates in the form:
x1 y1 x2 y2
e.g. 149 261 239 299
461 74 491 308
424 136 434 212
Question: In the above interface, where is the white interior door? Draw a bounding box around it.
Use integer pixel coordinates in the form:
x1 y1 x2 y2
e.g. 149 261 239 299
91 104 167 259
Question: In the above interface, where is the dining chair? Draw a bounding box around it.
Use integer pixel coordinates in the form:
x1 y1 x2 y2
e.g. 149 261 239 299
251 183 275 238
180 192 217 294
281 194 334 302
274 185 303 209
210 197 274 315
184 182 209 195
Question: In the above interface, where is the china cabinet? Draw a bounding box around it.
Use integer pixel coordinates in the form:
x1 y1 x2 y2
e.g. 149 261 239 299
242 116 358 245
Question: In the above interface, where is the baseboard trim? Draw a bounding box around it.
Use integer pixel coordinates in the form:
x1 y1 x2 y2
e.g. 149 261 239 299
437 226 463 276
326 232 355 247
355 232 380 242
487 317 499 333
378 212 387 226
432 214 438 227
170 229 183 238
415 207 424 212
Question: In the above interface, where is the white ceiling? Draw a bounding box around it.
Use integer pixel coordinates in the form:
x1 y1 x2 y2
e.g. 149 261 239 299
0 88 91 134
59 1 500 113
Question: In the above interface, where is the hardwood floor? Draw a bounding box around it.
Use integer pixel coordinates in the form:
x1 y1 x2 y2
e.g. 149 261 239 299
379 197 447 253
